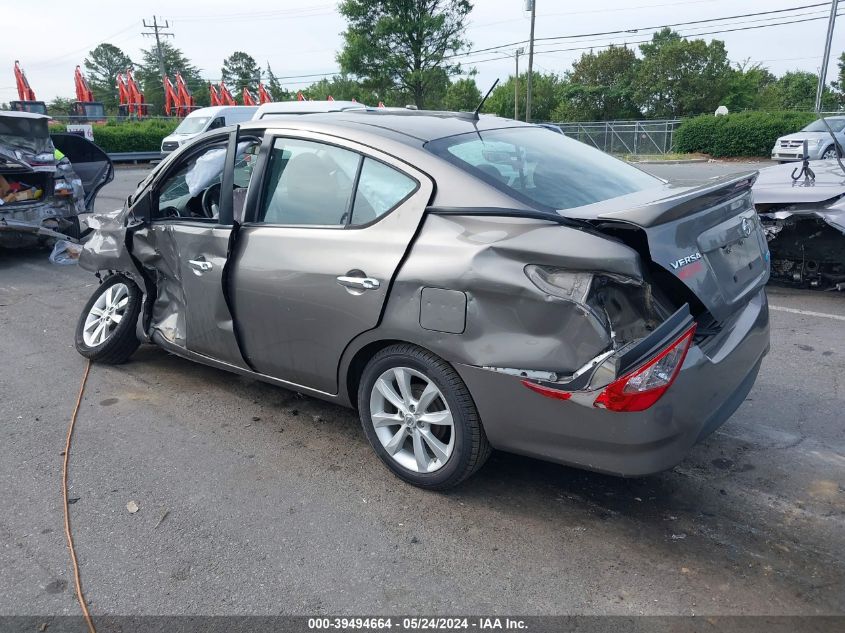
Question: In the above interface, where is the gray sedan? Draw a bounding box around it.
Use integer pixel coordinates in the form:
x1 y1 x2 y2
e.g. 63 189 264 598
74 112 771 489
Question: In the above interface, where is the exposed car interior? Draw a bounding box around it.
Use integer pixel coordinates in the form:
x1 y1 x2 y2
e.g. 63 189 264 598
155 139 260 220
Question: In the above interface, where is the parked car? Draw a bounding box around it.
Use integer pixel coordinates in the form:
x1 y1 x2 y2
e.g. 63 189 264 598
753 157 845 289
771 116 845 162
74 111 770 489
160 106 258 156
251 100 366 120
0 110 113 247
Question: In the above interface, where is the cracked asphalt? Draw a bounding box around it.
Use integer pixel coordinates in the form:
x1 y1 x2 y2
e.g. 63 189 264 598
0 162 843 617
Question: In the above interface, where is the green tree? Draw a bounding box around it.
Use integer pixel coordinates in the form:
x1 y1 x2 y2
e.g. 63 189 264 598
302 75 380 104
83 43 133 112
832 51 845 106
47 97 75 117
721 61 777 113
221 51 261 103
265 64 290 101
762 70 837 111
338 0 472 108
443 77 481 111
634 29 732 118
554 46 640 121
137 42 208 115
483 71 565 122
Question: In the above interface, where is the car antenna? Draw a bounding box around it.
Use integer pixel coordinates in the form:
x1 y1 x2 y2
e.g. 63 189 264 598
817 115 845 176
473 79 499 119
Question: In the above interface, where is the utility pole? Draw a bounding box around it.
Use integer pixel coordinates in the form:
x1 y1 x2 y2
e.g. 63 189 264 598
815 0 839 112
514 48 524 120
142 16 174 80
525 0 537 122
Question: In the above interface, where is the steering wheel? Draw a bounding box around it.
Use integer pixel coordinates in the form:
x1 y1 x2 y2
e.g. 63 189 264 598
201 183 222 219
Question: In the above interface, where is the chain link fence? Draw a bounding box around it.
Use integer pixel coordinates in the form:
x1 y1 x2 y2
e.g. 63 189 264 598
554 120 682 155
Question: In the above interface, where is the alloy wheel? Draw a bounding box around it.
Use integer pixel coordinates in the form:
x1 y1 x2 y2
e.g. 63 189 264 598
82 282 130 347
823 147 838 159
369 367 455 473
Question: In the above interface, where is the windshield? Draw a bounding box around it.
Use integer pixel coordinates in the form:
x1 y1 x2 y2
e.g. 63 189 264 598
0 116 52 154
802 118 845 133
174 116 211 134
426 127 659 211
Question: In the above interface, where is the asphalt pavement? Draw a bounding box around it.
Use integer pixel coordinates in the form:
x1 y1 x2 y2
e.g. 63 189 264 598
1 161 843 617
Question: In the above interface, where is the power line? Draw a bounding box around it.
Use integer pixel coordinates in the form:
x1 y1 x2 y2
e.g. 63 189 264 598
449 1 832 59
457 11 844 67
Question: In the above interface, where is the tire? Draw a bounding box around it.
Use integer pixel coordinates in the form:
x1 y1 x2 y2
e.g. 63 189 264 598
74 275 142 364
357 343 491 490
822 146 838 160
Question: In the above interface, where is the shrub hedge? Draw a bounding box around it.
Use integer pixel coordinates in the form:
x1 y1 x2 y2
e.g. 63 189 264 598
49 119 180 153
675 111 818 157
92 120 180 153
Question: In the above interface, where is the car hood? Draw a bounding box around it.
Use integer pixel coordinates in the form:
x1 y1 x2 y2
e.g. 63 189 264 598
777 131 836 142
753 160 845 205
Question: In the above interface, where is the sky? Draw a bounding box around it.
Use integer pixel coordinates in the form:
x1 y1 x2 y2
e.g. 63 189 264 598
2 0 843 105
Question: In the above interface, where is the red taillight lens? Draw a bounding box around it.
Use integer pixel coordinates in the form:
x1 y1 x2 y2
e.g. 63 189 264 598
521 380 572 400
594 324 697 412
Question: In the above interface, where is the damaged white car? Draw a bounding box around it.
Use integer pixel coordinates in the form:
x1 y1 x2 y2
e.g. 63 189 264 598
0 110 113 247
754 146 845 290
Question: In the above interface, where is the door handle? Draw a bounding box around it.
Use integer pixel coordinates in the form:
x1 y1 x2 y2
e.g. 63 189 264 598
188 259 213 272
336 275 380 290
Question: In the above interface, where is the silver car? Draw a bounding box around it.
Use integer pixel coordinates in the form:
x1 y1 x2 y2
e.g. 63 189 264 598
74 112 771 489
771 116 845 162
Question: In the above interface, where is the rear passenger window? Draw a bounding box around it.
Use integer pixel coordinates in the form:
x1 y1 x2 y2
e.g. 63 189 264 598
350 159 417 226
258 138 360 225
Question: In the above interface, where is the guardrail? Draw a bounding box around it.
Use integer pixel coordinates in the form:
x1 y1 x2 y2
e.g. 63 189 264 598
108 151 161 163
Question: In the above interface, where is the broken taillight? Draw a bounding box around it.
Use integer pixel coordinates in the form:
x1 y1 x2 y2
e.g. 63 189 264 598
593 324 697 412
521 322 697 412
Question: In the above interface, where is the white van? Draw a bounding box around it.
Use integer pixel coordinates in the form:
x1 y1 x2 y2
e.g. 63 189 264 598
160 106 258 156
251 100 366 121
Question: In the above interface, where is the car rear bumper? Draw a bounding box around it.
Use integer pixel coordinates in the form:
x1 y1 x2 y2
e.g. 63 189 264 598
454 289 770 477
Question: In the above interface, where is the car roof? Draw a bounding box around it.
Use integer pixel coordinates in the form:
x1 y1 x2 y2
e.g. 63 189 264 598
0 110 51 121
242 110 532 144
186 105 257 118
253 100 366 118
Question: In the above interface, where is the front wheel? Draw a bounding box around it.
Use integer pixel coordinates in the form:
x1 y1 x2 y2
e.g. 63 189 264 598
75 275 142 364
358 344 491 490
822 145 839 160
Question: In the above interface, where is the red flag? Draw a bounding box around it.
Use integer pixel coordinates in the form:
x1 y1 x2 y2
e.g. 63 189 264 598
296 91 304 101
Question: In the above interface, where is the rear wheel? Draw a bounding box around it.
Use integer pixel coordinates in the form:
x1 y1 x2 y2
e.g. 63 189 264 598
358 344 491 490
74 275 142 364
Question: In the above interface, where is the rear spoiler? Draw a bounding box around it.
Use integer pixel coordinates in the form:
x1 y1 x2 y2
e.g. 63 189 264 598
565 172 759 228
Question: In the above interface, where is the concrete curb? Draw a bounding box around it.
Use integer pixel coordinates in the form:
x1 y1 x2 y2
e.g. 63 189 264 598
627 158 710 165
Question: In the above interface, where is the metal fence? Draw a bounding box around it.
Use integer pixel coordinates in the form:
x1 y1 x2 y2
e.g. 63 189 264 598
555 119 682 155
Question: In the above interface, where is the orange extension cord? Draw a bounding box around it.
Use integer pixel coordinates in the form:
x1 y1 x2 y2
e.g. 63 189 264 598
62 359 97 633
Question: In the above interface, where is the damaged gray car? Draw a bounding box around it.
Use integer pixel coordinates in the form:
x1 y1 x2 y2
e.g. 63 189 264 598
0 110 113 247
74 112 771 489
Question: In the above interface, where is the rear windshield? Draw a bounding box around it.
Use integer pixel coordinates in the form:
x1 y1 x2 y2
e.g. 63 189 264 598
174 117 211 134
0 116 51 154
802 118 845 133
426 127 659 211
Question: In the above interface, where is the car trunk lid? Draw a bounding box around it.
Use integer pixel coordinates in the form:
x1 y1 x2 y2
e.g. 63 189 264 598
560 173 769 322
